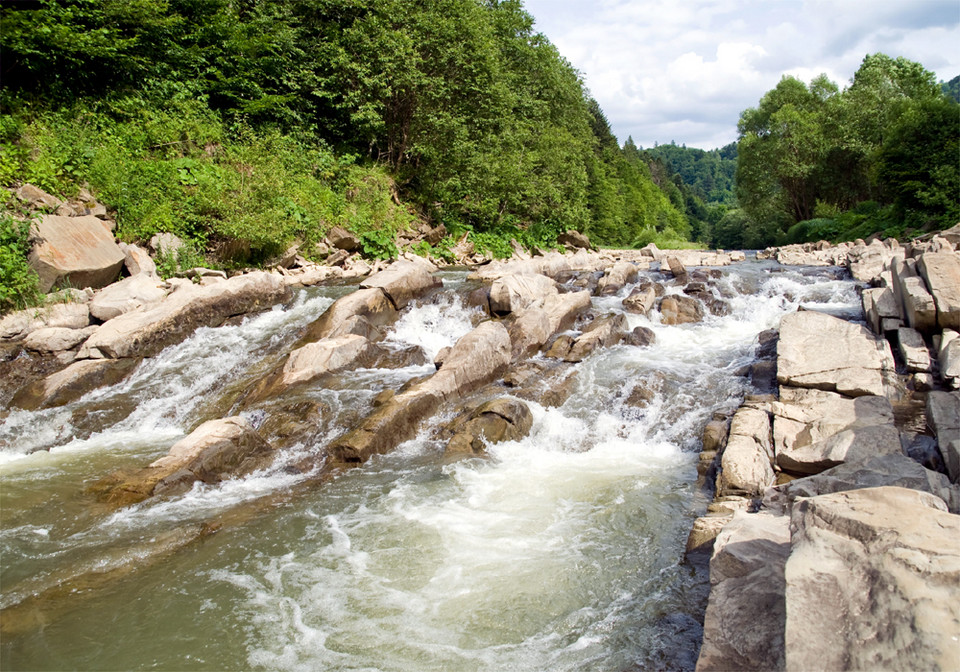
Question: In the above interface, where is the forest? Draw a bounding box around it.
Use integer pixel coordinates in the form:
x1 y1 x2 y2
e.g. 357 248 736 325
1 0 957 311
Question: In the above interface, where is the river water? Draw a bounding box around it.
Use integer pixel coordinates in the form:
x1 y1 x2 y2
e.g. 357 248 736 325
0 260 860 671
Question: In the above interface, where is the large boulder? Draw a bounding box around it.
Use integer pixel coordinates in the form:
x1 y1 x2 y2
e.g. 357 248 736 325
939 329 960 387
11 358 139 411
658 294 703 325
775 424 903 476
557 229 591 250
547 313 627 363
622 286 657 315
696 511 790 672
846 239 902 282
771 388 894 460
917 251 960 330
776 311 887 397
359 258 442 310
446 398 534 454
896 326 932 372
717 407 775 497
508 290 592 358
488 273 559 315
927 390 960 482
28 215 125 292
89 274 168 321
280 335 376 388
784 487 960 671
118 242 158 277
96 417 273 505
301 287 398 343
80 272 288 358
860 287 901 335
325 226 361 252
596 261 639 296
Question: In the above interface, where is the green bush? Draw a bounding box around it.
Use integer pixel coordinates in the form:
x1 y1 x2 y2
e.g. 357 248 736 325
0 213 42 313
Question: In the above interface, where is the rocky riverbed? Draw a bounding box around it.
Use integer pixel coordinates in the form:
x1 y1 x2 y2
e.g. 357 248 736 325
1 189 959 670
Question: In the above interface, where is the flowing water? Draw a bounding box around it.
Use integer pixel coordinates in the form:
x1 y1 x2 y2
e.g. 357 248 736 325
0 260 860 671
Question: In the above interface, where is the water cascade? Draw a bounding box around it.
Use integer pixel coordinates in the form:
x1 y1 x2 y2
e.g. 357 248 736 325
0 260 861 671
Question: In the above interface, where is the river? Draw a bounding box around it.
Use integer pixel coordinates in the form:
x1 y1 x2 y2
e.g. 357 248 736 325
0 259 860 671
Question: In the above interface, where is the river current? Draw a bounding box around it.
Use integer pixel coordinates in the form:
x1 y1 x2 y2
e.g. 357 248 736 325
0 259 859 671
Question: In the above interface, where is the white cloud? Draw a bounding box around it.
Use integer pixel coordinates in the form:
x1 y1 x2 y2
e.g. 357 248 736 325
522 0 960 149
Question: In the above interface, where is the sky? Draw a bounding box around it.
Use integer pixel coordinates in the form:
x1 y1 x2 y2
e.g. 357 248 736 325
521 0 960 150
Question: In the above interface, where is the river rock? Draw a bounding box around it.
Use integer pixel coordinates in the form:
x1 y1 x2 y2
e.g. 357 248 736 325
658 294 703 325
359 258 442 310
89 274 168 321
0 302 91 341
557 230 591 250
939 329 960 386
696 511 790 672
685 513 733 556
664 255 687 279
892 257 938 332
861 287 901 335
16 183 63 210
118 242 158 277
488 273 559 315
917 251 960 329
508 290 592 358
771 387 894 455
776 310 887 397
775 423 903 476
784 487 960 672
596 261 639 296
622 286 656 314
80 271 288 359
717 407 774 497
10 357 139 410
446 398 534 454
325 226 361 252
763 453 958 515
847 239 902 282
22 325 97 353
301 287 398 343
330 321 512 463
896 326 932 372
549 313 627 363
281 335 375 388
28 215 126 292
927 390 960 482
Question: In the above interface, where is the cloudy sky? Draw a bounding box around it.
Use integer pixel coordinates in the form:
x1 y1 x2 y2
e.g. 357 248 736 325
522 0 960 150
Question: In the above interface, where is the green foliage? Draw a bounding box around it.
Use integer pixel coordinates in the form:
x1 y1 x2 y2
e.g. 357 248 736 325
359 229 399 260
0 213 42 313
735 53 957 245
154 242 208 280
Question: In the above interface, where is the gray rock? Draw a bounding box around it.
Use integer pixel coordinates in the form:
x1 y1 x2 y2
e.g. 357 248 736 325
771 387 894 456
861 287 900 335
622 286 657 314
302 287 398 343
118 243 158 277
28 215 125 292
775 424 903 476
0 303 91 341
557 229 591 250
325 226 361 252
776 311 887 397
717 407 775 497
763 452 958 515
148 232 185 257
927 390 960 482
659 294 704 325
784 487 960 672
900 275 938 332
508 290 592 359
939 329 960 385
359 258 442 310
487 273 558 316
696 511 790 672
89 274 168 321
917 251 960 329
281 335 375 387
22 325 97 353
896 326 932 372
549 313 627 362
596 261 639 296
16 183 63 210
80 272 288 358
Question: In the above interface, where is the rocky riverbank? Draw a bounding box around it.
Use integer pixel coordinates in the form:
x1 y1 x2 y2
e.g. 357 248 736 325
2 185 959 669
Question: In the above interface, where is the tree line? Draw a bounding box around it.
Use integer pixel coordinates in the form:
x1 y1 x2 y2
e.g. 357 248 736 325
0 0 692 273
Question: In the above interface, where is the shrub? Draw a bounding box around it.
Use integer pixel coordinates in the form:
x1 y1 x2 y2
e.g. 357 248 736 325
0 213 42 313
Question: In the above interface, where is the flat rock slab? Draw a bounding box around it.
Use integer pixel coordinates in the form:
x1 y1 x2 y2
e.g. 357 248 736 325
777 311 886 397
763 452 958 515
697 511 790 672
785 487 960 671
776 424 903 476
28 215 125 292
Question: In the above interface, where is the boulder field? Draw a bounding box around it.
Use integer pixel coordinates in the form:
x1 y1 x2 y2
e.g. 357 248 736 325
692 226 960 671
2 184 959 669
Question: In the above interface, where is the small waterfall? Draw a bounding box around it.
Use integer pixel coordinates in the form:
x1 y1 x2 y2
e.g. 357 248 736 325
0 260 861 671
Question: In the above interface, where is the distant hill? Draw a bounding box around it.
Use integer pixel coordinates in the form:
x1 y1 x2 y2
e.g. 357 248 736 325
639 142 737 206
943 75 960 103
